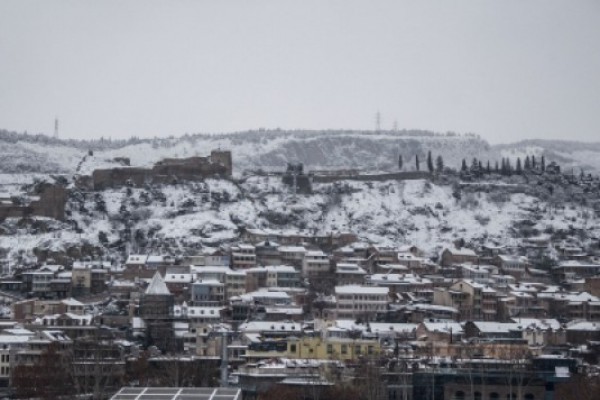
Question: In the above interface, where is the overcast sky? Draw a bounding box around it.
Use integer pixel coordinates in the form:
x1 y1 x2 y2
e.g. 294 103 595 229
0 0 599 144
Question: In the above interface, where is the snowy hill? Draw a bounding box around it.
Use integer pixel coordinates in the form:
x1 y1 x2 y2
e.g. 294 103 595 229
0 129 494 175
1 175 597 267
1 129 599 268
2 129 599 177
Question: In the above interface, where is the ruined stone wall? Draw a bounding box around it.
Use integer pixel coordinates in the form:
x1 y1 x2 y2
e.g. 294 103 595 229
91 151 233 190
0 184 67 221
31 184 67 220
210 150 233 176
312 171 431 183
92 167 152 190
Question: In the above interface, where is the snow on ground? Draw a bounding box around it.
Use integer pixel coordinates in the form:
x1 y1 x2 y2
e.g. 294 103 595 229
1 175 598 266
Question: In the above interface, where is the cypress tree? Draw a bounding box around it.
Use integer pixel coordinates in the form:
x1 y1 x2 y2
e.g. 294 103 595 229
416 155 420 171
532 155 537 169
486 161 491 174
427 151 434 173
436 155 444 172
516 157 522 174
541 155 546 172
506 158 513 176
398 154 403 170
524 156 531 170
461 159 468 172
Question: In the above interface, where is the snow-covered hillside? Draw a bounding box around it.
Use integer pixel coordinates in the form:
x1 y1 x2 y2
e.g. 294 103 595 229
1 130 495 176
1 176 597 267
3 129 599 176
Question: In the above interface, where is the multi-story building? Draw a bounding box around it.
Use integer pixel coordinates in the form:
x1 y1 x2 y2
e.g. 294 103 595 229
278 246 306 267
302 250 330 277
434 280 498 321
190 280 225 306
230 244 256 269
440 247 479 267
71 267 107 296
367 273 433 296
334 285 389 319
492 255 532 278
335 263 367 285
254 240 282 266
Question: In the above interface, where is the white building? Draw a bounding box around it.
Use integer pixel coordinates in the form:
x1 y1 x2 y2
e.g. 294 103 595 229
335 285 389 319
302 250 330 277
230 244 256 269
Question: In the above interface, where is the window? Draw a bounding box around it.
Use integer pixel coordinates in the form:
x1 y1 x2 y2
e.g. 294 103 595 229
327 344 333 354
355 345 361 355
341 344 348 354
290 344 297 353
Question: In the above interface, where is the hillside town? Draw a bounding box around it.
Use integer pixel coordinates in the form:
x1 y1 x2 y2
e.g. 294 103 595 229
0 146 599 399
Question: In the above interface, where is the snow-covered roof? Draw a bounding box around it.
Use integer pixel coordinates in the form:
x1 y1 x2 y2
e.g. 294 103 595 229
305 250 327 257
38 264 63 273
510 318 561 330
191 265 233 274
421 321 464 334
147 255 171 263
496 255 530 263
145 272 171 295
470 321 520 333
335 285 389 295
126 254 148 264
332 319 416 334
61 298 84 307
508 283 538 293
566 321 600 331
538 291 599 302
0 334 31 344
555 260 600 269
264 306 304 315
278 246 306 253
239 290 291 302
335 263 366 274
368 273 432 285
443 247 477 257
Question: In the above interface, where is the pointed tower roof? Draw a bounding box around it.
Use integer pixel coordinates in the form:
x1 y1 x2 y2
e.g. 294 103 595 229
145 272 171 295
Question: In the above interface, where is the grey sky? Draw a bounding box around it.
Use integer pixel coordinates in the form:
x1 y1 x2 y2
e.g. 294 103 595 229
0 0 599 144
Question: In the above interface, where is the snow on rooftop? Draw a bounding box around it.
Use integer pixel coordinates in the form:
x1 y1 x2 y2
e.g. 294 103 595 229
335 285 389 295
145 272 171 295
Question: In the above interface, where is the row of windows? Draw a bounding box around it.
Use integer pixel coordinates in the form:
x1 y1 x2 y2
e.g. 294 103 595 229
0 354 9 363
338 294 387 301
338 304 385 310
328 344 375 355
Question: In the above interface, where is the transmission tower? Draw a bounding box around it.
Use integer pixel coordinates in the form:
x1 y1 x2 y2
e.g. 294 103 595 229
54 117 59 139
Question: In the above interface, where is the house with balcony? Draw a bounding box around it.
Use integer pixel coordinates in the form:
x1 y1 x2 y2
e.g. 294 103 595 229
334 285 389 319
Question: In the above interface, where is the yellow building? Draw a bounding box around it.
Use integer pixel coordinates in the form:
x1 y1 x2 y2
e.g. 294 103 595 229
245 336 381 361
